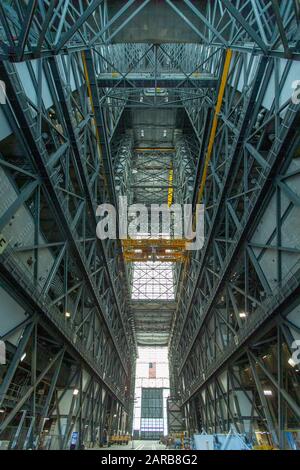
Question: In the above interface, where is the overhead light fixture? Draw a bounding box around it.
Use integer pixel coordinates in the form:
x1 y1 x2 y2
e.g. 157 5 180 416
65 311 71 318
20 353 26 362
140 96 143 102
263 390 272 396
0 409 5 413
141 129 144 137
73 388 79 396
288 358 296 367
163 129 167 137
239 312 247 318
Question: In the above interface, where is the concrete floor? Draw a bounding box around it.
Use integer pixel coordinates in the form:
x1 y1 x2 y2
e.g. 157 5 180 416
90 440 167 451
131 440 167 450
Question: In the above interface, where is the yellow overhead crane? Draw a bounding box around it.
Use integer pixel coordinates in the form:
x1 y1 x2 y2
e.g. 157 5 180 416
83 50 232 264
126 48 232 264
122 238 187 263
122 149 185 263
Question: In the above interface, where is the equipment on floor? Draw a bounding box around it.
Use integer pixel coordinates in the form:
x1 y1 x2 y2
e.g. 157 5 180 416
192 428 252 450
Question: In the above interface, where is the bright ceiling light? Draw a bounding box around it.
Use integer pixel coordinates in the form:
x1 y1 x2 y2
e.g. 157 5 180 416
288 357 296 367
263 390 272 396
20 353 26 362
73 388 79 396
239 312 247 318
65 311 71 318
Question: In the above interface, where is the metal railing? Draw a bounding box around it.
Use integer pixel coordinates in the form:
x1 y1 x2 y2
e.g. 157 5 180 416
182 259 300 403
0 245 126 407
177 103 299 370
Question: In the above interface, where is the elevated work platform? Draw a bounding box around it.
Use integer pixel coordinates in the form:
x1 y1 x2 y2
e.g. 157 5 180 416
122 239 187 262
97 72 218 89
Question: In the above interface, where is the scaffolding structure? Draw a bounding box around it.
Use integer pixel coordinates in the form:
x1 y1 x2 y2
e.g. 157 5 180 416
0 0 299 450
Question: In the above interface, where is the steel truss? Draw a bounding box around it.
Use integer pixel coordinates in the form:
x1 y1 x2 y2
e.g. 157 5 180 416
0 314 127 449
0 42 135 447
0 0 299 450
169 49 300 447
0 1 298 60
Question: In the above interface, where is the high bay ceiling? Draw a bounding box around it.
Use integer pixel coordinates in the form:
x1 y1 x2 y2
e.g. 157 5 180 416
0 0 298 57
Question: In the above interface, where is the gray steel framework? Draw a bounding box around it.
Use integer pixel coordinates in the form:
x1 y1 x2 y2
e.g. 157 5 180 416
0 0 299 450
169 51 300 447
0 1 298 60
0 40 135 448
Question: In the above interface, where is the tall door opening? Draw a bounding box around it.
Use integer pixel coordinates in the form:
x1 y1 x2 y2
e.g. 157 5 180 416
133 347 170 440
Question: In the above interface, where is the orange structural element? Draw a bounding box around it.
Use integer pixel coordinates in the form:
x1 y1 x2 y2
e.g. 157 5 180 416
134 148 175 152
122 238 187 262
196 48 232 205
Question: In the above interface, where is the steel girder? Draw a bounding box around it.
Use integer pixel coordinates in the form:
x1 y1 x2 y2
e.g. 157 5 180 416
0 1 298 60
96 73 218 89
0 0 150 60
170 50 270 355
92 43 221 111
45 54 133 355
0 313 126 449
0 50 136 426
113 133 197 220
181 320 300 448
168 48 300 446
0 0 299 449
